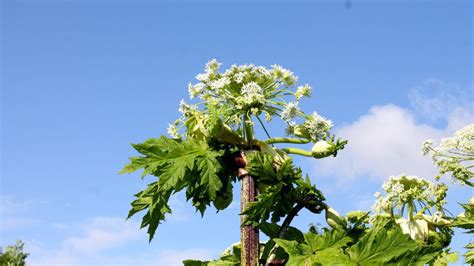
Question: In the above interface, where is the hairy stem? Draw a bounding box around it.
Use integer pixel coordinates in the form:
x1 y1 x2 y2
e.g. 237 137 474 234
265 196 322 265
241 114 259 266
281 147 313 157
265 137 310 145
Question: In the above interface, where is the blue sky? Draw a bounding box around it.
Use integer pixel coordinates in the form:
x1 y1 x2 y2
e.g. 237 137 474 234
1 0 473 265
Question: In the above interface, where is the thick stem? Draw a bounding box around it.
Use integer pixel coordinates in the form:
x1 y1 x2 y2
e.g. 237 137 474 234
241 113 259 266
241 166 259 266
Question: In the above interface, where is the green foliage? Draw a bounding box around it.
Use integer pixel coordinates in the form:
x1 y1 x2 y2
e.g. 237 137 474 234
122 137 232 240
346 222 419 264
464 242 474 264
242 153 325 226
0 240 29 266
274 229 352 265
275 219 458 266
183 243 241 266
453 202 474 234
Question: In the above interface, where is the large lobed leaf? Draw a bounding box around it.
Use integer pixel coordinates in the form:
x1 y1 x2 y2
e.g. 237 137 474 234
347 223 418 264
121 136 225 241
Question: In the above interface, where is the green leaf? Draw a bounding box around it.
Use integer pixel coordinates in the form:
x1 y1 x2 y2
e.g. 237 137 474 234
122 136 227 240
196 151 224 200
260 222 304 242
183 259 209 266
432 251 458 266
347 223 418 264
464 242 474 264
272 239 313 266
274 229 352 266
303 229 352 252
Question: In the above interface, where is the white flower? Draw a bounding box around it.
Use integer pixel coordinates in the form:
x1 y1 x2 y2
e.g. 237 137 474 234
303 112 333 140
205 59 222 71
178 99 195 116
209 77 230 90
421 139 433 155
167 124 180 139
295 84 312 99
235 82 266 109
195 72 210 82
265 112 272 122
280 102 300 121
234 72 245 83
271 64 298 86
188 83 204 99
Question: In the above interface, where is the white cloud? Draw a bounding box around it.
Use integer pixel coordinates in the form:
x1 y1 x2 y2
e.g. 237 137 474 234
62 217 141 254
26 216 217 266
314 80 473 183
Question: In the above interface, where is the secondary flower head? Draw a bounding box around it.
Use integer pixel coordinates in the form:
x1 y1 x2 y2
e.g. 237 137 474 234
280 102 300 121
422 123 473 185
295 84 312 100
372 175 447 219
303 112 333 141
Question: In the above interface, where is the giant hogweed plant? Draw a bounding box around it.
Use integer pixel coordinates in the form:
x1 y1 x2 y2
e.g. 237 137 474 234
121 60 473 265
121 60 347 265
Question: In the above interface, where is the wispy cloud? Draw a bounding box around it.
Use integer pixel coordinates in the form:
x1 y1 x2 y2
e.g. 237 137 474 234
62 217 141 254
0 195 42 230
408 79 473 122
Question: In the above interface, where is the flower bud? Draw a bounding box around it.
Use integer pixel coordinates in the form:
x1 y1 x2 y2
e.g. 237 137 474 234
325 207 344 228
311 140 334 158
293 125 310 139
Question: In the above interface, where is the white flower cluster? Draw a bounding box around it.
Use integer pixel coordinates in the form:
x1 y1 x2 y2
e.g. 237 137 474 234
167 123 180 139
186 59 302 118
372 175 447 217
423 124 474 157
295 84 312 100
304 112 333 140
284 111 333 141
280 102 300 121
236 82 266 110
422 124 473 185
441 124 474 153
170 59 333 142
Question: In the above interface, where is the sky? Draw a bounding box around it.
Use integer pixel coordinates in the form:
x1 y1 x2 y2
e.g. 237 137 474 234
1 0 473 265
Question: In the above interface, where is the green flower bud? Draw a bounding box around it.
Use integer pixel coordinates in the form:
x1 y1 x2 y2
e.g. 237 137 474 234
325 207 344 228
311 140 335 158
293 125 310 139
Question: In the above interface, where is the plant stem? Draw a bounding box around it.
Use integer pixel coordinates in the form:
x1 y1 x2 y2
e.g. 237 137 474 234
265 137 310 145
241 114 259 266
408 202 414 221
265 196 320 265
281 147 313 157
